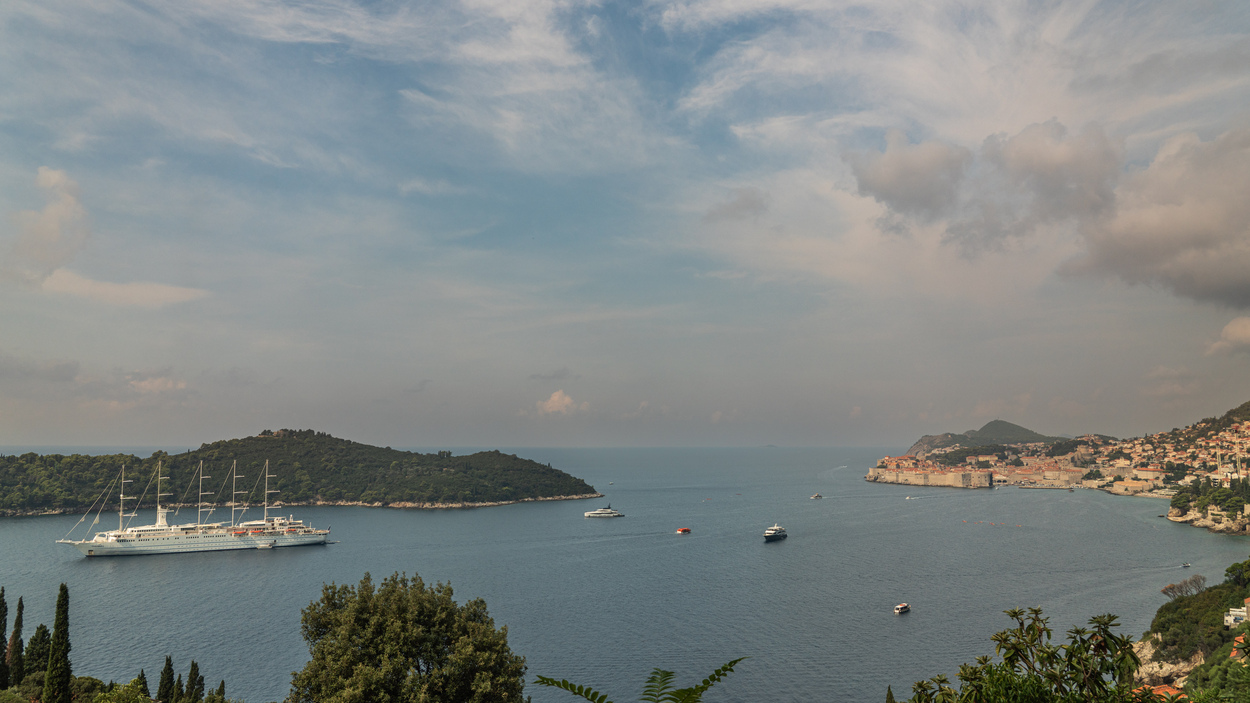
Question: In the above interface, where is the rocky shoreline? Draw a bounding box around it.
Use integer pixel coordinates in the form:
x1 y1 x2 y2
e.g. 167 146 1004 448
1165 506 1250 535
0 492 604 518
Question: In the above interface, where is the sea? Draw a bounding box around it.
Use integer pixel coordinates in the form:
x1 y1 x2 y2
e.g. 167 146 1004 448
2 446 1248 703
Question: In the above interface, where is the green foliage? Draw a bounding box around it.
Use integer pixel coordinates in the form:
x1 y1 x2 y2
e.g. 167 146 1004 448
288 571 528 703
43 583 72 703
0 430 595 513
23 623 49 673
7 597 22 686
1149 577 1247 662
1084 469 1104 481
535 658 746 703
94 678 154 703
1046 440 1084 458
157 656 175 703
0 586 7 689
931 445 1010 467
907 608 1148 703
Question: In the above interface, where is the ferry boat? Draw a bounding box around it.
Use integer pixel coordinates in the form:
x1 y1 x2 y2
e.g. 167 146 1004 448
763 524 787 542
58 461 329 557
894 603 910 614
584 505 624 518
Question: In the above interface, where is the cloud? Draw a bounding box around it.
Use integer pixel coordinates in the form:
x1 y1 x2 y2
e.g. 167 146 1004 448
5 167 90 286
848 129 971 222
704 187 770 222
536 389 587 415
1140 366 1198 401
398 178 471 196
1063 124 1250 308
41 269 209 308
530 367 578 381
1208 317 1250 356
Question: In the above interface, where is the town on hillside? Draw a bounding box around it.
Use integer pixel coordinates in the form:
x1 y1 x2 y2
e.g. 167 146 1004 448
866 412 1250 500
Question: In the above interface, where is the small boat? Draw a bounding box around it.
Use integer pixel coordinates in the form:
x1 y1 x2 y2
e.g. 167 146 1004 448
810 493 823 500
894 603 910 614
676 527 691 534
763 524 787 542
1182 562 1191 568
584 505 624 518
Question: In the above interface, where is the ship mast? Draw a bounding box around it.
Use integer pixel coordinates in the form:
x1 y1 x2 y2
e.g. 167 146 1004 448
196 461 212 526
263 460 278 522
118 465 133 531
230 460 246 527
155 461 172 528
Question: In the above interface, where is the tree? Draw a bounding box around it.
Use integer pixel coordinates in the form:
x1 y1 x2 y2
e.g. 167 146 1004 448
186 660 204 703
6 597 22 686
885 685 896 703
287 571 528 703
535 659 746 703
157 656 175 703
43 583 71 703
907 608 1148 703
135 669 151 700
96 678 157 703
0 586 8 689
24 624 49 674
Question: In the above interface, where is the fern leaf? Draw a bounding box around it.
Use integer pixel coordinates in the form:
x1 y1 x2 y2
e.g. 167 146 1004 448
533 675 615 703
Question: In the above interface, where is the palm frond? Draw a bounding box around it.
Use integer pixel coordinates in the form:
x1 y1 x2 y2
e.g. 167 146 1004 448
533 675 614 703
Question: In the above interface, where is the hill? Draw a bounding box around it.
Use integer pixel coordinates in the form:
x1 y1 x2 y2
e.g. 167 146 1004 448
0 429 598 515
907 419 1067 455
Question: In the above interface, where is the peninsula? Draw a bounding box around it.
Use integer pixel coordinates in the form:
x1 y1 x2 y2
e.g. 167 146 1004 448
867 401 1250 502
0 429 601 516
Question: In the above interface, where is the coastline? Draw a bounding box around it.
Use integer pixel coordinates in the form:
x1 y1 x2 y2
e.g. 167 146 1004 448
0 491 605 519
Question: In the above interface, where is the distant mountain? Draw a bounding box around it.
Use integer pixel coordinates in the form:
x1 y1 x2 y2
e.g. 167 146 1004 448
0 429 598 515
907 420 1066 455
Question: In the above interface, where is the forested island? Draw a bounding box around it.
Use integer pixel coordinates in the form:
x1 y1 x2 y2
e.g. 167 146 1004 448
0 429 599 516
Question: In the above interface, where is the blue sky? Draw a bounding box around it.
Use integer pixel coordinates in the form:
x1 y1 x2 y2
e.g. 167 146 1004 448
2 0 1250 447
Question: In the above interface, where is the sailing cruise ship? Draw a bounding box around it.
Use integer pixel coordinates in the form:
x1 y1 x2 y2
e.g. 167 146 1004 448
58 461 329 557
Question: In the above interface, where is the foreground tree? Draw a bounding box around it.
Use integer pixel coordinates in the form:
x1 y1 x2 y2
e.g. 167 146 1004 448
0 586 8 689
287 571 528 703
157 656 175 703
535 659 746 703
6 597 22 686
906 608 1158 703
43 583 72 703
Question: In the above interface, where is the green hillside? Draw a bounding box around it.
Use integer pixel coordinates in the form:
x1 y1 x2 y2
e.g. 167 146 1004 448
0 429 597 514
907 420 1067 455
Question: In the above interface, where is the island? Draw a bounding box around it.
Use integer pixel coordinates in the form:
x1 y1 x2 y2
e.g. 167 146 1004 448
0 429 601 516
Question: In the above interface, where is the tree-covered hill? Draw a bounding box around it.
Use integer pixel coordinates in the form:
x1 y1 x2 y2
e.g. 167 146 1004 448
907 419 1069 455
0 429 598 515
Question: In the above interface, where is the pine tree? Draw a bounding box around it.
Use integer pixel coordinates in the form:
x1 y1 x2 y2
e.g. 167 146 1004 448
136 669 150 699
25 623 50 673
6 597 23 686
42 583 72 703
0 586 8 689
157 656 175 703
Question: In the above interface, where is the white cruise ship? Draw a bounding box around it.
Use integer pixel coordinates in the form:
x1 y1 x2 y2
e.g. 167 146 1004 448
58 461 329 557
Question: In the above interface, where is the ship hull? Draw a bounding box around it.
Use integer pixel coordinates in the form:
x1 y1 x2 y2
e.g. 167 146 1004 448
68 530 328 556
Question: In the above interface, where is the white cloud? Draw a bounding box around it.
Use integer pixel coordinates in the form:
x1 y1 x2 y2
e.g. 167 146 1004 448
41 269 209 308
1208 317 1250 356
5 167 89 286
536 389 587 415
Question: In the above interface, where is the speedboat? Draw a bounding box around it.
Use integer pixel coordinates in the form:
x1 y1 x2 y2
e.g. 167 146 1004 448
763 524 787 542
894 603 910 614
810 493 823 499
1182 562 1192 568
584 505 624 518
676 527 691 534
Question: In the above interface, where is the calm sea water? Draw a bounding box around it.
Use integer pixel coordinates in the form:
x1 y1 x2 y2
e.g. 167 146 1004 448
2 447 1248 703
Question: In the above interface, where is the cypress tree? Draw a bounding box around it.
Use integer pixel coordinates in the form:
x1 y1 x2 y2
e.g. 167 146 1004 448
0 586 8 689
42 583 72 703
6 597 23 686
136 669 150 699
886 684 896 703
157 656 174 703
174 672 184 703
186 660 204 703
215 680 225 700
24 624 49 673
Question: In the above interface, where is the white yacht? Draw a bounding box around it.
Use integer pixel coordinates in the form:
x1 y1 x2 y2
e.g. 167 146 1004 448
894 603 910 614
584 505 624 518
58 461 329 557
764 524 787 541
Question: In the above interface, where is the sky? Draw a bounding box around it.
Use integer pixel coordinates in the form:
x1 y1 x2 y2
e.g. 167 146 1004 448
2 0 1250 448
